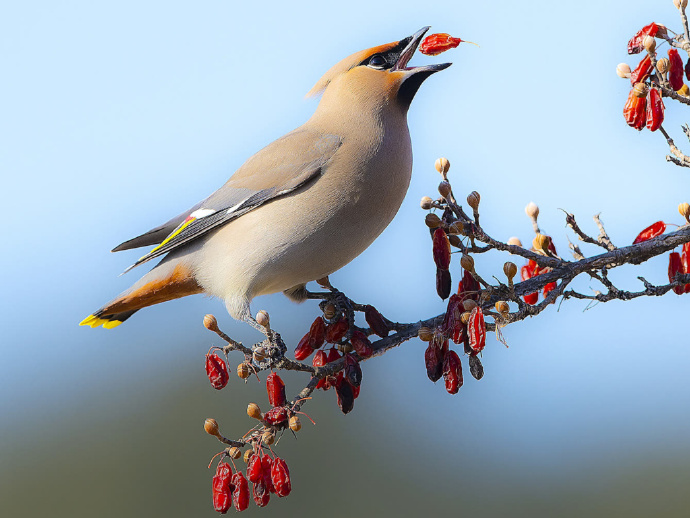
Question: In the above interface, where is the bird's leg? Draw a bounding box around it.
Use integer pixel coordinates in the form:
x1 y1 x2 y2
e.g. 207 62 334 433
302 278 356 339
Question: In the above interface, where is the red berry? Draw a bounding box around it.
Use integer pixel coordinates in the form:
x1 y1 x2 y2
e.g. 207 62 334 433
335 372 355 414
436 267 451 300
442 350 463 394
266 372 286 407
205 353 229 390
261 455 275 494
468 307 486 353
350 329 373 357
271 457 292 497
364 305 390 337
294 334 314 361
344 354 362 387
424 342 443 382
247 454 263 484
432 227 451 270
231 472 249 512
669 252 685 295
252 481 270 507
263 406 288 426
325 317 349 343
212 462 233 513
308 317 326 348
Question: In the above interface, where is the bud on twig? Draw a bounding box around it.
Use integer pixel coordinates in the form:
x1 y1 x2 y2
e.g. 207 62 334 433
679 202 690 222
503 261 517 281
425 213 442 229
420 196 434 210
289 416 302 432
467 191 480 212
243 450 254 464
674 0 688 10
643 35 656 53
256 310 270 329
247 403 262 420
418 327 434 341
253 347 266 363
507 237 522 248
435 157 450 175
204 418 221 437
438 181 452 198
262 431 275 445
237 363 250 379
203 314 219 332
533 234 551 254
633 82 649 98
495 301 509 316
460 254 475 272
656 57 670 74
525 202 539 221
228 447 242 459
616 63 631 78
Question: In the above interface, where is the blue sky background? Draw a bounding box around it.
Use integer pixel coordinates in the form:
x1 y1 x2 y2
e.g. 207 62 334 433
2 1 689 516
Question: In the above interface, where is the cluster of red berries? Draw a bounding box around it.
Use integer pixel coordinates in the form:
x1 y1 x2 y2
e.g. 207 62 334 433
420 269 486 394
211 450 291 513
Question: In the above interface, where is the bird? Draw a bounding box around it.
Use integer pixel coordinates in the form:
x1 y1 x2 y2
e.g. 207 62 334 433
80 26 451 331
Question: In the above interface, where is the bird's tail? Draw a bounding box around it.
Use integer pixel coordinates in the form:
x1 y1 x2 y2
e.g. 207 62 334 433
79 262 203 329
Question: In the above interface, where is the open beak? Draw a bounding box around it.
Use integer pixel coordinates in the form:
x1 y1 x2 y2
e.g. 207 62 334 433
392 26 452 73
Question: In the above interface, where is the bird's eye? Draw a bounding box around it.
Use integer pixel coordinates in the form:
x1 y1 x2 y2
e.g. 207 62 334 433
368 54 387 69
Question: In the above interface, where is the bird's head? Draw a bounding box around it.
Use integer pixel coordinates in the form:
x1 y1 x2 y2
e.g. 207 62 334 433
307 27 451 113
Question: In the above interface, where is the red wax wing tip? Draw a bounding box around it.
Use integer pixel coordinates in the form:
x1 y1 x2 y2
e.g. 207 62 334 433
419 33 477 56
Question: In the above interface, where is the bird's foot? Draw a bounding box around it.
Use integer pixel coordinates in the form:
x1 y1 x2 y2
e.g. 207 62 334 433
242 312 287 370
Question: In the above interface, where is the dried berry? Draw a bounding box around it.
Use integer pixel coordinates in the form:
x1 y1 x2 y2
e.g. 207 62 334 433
271 457 292 497
424 342 443 382
682 243 690 293
266 372 286 407
632 221 666 244
308 317 326 347
261 455 275 494
232 472 249 512
436 267 452 300
252 481 270 507
669 252 685 295
294 334 314 361
669 48 685 91
325 317 349 343
469 354 484 380
212 462 233 514
247 454 263 484
335 373 355 414
205 352 229 390
442 350 463 394
364 305 390 337
468 307 486 353
646 87 664 132
263 406 289 426
432 227 451 270
420 33 464 55
344 354 362 387
350 329 374 357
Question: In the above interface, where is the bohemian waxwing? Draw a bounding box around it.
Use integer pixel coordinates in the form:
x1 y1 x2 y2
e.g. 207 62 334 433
80 26 451 330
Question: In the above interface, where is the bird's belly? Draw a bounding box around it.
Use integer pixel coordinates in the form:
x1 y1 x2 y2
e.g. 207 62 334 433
195 145 411 302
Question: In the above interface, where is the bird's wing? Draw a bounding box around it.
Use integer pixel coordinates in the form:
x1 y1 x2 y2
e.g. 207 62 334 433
119 129 342 272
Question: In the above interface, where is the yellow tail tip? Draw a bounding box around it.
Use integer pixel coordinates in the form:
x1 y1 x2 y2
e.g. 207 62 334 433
79 315 122 329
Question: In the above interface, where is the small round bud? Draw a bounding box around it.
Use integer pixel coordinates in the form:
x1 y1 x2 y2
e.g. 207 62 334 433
323 303 337 320
425 213 442 229
679 84 690 97
643 35 656 53
338 343 353 354
460 254 475 272
525 202 539 220
247 403 262 420
463 299 478 311
438 181 452 198
656 57 670 74
256 310 270 328
418 327 434 342
507 236 523 247
448 234 462 248
434 157 450 175
289 416 302 432
467 191 480 211
420 196 434 210
533 233 550 253
495 301 509 315
678 202 690 219
228 446 242 460
203 314 219 332
460 311 471 324
503 261 518 280
616 63 631 78
204 418 220 436
632 82 649 98
674 0 688 10
243 449 254 464
262 431 275 445
253 347 266 363
237 363 250 379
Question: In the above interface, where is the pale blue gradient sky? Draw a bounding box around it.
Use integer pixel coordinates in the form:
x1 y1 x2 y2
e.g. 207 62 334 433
1 0 689 515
